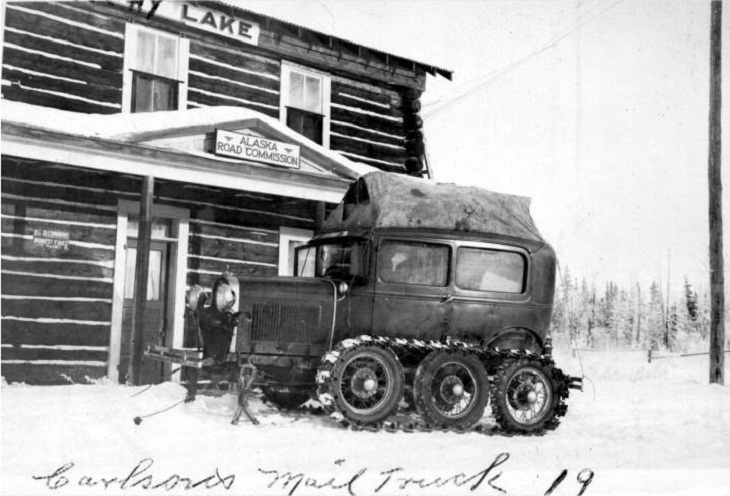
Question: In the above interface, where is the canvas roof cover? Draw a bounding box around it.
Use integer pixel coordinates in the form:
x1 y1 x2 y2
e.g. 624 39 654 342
322 171 545 243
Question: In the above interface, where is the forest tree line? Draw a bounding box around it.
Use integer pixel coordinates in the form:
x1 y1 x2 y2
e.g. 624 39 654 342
550 267 711 351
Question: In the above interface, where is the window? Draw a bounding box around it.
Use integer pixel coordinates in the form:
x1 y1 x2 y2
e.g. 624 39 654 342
379 241 449 287
456 248 526 293
279 227 314 276
281 62 331 147
123 24 189 113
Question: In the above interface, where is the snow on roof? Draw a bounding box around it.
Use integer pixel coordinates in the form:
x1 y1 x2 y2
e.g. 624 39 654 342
0 101 377 179
322 171 545 243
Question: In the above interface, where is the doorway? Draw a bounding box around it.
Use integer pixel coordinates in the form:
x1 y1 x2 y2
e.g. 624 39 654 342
119 236 171 384
109 201 189 384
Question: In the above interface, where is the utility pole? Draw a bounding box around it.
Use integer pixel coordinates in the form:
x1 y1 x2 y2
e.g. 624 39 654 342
708 0 724 385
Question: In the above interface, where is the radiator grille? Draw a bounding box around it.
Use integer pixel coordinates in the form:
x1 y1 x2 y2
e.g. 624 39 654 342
250 303 327 344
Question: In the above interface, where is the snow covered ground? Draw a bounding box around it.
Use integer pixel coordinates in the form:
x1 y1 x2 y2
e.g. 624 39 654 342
2 348 729 496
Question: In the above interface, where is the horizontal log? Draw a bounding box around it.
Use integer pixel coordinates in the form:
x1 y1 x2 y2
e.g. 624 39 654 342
181 199 314 228
0 258 114 279
189 55 279 92
5 7 124 53
331 80 394 107
191 40 280 76
4 29 123 73
1 363 107 385
1 216 116 246
187 267 276 287
1 238 116 263
188 73 279 109
2 177 120 211
188 241 278 265
189 223 278 245
19 2 125 35
331 105 405 137
191 207 314 232
1 84 118 115
331 91 402 120
169 185 316 221
2 299 112 322
186 256 275 274
405 157 424 174
2 346 108 362
1 159 140 194
337 153 406 174
1 203 117 228
2 67 122 106
1 319 110 346
330 122 403 147
3 46 122 89
330 135 407 164
186 89 280 118
1 273 113 299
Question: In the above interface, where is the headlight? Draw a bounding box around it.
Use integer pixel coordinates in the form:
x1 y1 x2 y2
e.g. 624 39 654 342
337 281 350 295
214 283 235 312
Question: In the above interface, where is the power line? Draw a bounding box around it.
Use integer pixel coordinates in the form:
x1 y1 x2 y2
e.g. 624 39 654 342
423 0 626 120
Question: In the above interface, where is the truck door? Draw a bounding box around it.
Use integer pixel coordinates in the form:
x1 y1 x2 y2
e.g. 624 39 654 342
372 238 453 340
449 243 531 344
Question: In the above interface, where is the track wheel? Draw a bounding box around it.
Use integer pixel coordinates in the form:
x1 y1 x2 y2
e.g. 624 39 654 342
262 387 311 411
413 351 489 429
490 357 563 433
330 345 404 424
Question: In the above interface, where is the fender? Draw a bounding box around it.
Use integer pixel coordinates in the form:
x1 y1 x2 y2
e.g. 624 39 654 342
484 327 542 354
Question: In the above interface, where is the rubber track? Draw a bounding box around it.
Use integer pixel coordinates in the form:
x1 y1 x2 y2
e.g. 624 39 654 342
314 335 572 436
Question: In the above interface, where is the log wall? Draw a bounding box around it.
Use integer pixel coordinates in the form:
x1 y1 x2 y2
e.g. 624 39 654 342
1 159 318 384
2 1 428 173
1 160 124 384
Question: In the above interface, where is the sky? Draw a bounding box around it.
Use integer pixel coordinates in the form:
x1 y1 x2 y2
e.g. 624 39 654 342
243 0 729 299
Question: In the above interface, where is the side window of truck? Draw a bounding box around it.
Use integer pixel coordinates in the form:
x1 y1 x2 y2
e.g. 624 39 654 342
378 240 449 286
456 247 526 293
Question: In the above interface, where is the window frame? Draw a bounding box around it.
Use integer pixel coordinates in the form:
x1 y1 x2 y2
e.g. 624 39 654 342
280 61 331 148
453 242 530 296
377 238 451 288
122 23 189 113
278 226 314 276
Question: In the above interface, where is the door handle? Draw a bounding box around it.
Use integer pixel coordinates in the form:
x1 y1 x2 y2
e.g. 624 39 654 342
441 294 454 303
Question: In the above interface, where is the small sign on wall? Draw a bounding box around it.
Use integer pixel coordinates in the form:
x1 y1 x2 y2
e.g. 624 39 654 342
33 229 69 251
215 129 301 169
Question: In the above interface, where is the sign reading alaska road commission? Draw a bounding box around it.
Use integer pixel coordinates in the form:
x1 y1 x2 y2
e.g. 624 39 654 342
215 130 301 169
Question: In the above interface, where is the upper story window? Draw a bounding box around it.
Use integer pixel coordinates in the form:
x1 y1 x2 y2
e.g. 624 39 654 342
280 62 331 147
123 24 189 113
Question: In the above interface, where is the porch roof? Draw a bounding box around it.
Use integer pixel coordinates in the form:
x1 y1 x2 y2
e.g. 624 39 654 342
1 102 377 203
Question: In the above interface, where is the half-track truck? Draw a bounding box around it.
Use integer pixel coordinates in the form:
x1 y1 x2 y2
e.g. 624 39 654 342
148 171 581 433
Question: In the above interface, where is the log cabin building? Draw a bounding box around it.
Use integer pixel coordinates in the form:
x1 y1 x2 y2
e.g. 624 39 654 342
0 0 451 385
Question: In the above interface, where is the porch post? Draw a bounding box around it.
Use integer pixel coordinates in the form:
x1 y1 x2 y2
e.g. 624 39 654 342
130 175 154 385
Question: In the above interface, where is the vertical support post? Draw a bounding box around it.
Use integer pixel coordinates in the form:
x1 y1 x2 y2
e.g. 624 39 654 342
130 176 154 385
315 201 326 231
708 0 724 385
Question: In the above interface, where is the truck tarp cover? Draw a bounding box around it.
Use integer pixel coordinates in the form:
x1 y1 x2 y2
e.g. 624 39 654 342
323 171 545 243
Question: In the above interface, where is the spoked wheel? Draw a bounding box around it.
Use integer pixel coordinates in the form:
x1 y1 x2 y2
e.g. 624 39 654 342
413 351 489 429
330 345 404 424
262 387 311 411
491 358 563 433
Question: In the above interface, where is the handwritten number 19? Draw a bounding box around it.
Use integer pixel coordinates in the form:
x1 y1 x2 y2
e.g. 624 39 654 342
544 469 594 496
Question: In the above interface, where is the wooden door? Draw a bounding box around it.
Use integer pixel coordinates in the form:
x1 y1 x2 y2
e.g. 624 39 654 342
119 239 170 384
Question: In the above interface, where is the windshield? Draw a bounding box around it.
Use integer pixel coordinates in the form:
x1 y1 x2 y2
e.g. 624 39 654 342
295 239 368 278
